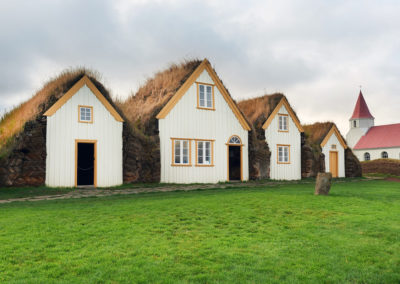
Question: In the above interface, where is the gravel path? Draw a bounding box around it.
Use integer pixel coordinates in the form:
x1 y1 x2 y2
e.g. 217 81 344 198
0 178 375 204
0 181 300 204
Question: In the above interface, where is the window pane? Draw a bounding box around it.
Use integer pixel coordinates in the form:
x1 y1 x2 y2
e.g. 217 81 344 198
182 141 188 164
175 141 181 164
199 85 205 107
283 117 287 130
279 116 282 130
206 86 212 108
205 142 211 164
198 142 203 164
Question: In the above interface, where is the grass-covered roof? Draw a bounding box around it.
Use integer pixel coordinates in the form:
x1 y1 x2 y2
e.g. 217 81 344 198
118 59 202 128
0 68 117 156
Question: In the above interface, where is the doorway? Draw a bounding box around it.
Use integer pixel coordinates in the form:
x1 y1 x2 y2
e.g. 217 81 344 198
227 135 242 181
329 151 338 178
76 140 97 187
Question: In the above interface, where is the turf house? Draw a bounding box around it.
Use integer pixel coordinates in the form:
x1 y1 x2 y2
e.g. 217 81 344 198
302 123 347 177
303 122 362 178
0 69 159 187
346 91 400 161
238 94 303 180
120 59 251 183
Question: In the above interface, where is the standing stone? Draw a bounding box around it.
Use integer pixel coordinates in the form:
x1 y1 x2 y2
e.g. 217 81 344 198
315 172 332 195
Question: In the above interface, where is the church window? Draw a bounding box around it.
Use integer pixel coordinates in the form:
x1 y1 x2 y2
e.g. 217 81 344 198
364 152 370 161
381 151 388 159
353 120 357 127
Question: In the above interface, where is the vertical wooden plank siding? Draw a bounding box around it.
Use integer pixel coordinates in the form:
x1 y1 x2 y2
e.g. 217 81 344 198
159 69 249 183
265 104 301 180
45 85 123 187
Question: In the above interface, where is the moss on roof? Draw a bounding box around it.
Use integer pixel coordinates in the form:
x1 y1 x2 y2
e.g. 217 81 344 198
0 68 117 156
118 59 202 130
302 122 336 146
238 93 290 130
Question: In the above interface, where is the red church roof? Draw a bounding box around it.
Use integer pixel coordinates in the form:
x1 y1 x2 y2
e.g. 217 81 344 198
354 123 400 149
350 91 374 119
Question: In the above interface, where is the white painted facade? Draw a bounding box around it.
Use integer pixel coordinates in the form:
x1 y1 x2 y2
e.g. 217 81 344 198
346 117 374 148
354 147 400 161
264 104 301 180
158 69 249 183
46 85 123 187
321 133 346 178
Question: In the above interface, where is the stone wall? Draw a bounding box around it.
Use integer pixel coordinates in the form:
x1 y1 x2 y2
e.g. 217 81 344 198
248 122 271 180
345 148 362 177
0 117 47 186
123 123 160 183
301 144 325 178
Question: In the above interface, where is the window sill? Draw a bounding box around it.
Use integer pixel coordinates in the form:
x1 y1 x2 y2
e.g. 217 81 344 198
278 130 288 132
171 164 192 167
196 107 216 111
277 162 291 164
78 121 93 124
195 164 214 167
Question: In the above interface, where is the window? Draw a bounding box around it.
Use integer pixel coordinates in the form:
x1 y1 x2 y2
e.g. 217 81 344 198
381 151 388 159
79 106 93 123
197 83 214 110
364 152 370 161
332 144 337 149
196 140 214 166
172 139 191 166
278 114 288 131
353 120 357 127
228 135 241 144
277 145 290 164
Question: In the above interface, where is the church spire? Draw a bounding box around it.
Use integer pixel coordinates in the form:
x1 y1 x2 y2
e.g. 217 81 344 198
350 90 374 120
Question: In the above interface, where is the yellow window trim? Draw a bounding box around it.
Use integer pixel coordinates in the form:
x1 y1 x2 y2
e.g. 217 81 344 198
196 82 215 111
171 138 192 167
320 125 348 149
195 139 214 167
262 97 304 132
277 144 291 164
78 105 93 124
75 139 97 188
156 59 251 131
277 113 289 132
44 75 124 122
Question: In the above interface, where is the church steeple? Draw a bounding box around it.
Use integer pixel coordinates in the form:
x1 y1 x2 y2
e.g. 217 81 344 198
346 90 375 148
350 91 374 120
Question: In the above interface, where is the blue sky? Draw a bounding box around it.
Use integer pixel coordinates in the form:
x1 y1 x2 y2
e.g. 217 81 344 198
1 0 399 133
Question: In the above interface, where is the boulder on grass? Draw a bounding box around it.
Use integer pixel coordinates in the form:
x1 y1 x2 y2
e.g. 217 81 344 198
315 172 332 195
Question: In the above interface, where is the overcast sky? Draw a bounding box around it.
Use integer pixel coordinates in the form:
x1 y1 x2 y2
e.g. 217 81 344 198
1 0 399 134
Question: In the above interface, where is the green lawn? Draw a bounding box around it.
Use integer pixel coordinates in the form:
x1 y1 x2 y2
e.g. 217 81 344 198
0 180 399 283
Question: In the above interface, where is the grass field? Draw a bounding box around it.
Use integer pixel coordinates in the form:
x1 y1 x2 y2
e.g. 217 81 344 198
0 180 399 283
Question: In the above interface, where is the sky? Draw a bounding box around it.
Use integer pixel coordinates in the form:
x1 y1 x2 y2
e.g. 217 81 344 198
1 0 399 134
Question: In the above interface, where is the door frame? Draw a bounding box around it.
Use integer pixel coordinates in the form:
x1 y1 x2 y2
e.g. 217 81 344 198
329 150 338 178
226 135 243 182
75 139 97 187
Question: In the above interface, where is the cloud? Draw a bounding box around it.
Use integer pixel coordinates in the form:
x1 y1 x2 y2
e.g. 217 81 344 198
0 0 399 133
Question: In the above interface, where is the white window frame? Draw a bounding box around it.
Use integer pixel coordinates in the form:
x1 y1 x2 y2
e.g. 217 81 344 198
381 151 388 159
172 139 191 166
197 83 214 110
364 152 370 161
78 106 93 123
278 114 288 132
196 140 214 166
277 145 290 164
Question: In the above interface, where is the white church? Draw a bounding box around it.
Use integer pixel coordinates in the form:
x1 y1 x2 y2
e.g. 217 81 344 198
346 91 400 161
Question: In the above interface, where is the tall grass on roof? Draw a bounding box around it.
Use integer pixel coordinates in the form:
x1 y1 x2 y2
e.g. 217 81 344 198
0 68 103 156
118 59 202 134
